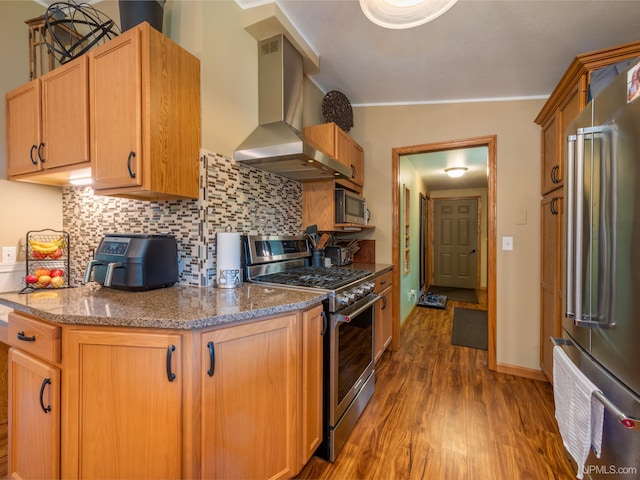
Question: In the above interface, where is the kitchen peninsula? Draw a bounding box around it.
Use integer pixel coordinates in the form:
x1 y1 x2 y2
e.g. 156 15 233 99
0 283 326 479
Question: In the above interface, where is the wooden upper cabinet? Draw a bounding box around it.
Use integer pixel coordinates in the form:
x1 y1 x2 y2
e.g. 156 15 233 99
6 55 89 184
541 112 560 194
89 22 200 200
304 122 364 187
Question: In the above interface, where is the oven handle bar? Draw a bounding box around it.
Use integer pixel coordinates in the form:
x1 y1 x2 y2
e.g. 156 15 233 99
334 293 380 324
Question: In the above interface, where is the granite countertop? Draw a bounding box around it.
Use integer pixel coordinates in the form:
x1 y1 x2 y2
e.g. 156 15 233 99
0 264 393 331
0 283 326 330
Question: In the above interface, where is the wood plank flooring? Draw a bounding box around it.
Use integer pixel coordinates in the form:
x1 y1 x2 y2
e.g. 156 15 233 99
297 292 576 480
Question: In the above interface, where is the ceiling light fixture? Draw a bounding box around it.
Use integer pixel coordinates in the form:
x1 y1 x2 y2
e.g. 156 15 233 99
445 167 467 178
359 0 458 29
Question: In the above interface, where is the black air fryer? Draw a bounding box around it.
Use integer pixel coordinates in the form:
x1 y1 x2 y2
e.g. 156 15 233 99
84 234 178 291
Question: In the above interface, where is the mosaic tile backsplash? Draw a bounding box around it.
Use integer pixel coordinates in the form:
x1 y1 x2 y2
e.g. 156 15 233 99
62 150 303 287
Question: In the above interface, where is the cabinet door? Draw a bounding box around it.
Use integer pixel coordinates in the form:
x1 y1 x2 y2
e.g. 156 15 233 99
335 127 352 171
63 329 183 479
89 27 143 190
201 314 299 480
301 305 323 465
41 56 90 170
6 79 42 177
541 112 560 194
8 348 60 480
350 142 364 186
540 192 563 382
375 285 393 363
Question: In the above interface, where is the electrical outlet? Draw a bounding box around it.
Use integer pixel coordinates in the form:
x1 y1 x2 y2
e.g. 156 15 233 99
408 289 416 301
2 246 16 264
502 236 514 251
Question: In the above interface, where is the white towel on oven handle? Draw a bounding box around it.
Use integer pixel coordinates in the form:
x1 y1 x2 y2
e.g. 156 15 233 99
553 345 605 480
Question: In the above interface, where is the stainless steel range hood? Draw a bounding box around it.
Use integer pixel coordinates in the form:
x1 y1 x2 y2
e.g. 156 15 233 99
234 34 351 181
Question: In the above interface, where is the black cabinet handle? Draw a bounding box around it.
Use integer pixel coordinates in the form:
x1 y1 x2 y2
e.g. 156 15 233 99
29 144 38 165
350 164 356 179
39 378 51 413
380 280 387 286
382 295 388 310
207 341 215 377
17 331 35 342
127 151 136 179
38 142 46 163
166 344 176 382
550 197 559 215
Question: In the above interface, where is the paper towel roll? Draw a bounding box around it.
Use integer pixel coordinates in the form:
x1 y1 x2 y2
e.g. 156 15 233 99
216 232 242 288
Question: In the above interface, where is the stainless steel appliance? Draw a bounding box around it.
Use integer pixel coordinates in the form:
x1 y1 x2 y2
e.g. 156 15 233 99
560 60 640 479
84 234 178 291
243 234 379 461
335 188 367 225
324 245 352 266
234 34 351 181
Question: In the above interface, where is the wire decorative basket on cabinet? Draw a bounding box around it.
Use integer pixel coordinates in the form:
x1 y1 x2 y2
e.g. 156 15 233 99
21 229 70 292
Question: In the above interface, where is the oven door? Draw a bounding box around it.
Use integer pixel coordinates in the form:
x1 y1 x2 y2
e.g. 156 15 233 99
329 293 379 426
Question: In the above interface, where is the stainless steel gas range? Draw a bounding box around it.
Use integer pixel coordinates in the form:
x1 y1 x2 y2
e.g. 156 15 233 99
243 234 379 462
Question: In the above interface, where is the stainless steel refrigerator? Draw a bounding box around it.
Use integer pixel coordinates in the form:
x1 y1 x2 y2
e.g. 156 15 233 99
561 59 640 479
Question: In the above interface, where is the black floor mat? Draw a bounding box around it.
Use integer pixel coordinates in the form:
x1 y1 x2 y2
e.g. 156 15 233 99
427 286 478 304
451 307 488 350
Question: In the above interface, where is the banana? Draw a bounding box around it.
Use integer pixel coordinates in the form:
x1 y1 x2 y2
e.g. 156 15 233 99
29 237 65 251
31 243 61 254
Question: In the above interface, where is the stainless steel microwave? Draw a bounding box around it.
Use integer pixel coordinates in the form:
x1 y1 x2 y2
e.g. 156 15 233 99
335 188 366 224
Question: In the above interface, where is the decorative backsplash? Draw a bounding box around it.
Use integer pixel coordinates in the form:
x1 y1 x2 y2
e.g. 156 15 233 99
62 150 303 287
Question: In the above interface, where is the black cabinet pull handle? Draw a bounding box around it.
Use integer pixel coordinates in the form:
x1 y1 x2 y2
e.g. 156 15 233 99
127 151 136 178
207 341 215 377
350 164 356 179
380 280 387 286
550 197 559 215
39 378 51 413
29 144 38 165
382 295 388 310
38 142 45 163
320 311 328 336
17 331 35 342
166 344 176 382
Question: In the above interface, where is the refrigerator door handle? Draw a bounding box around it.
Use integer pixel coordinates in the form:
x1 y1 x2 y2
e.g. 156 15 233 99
550 337 640 431
573 130 586 326
565 134 576 320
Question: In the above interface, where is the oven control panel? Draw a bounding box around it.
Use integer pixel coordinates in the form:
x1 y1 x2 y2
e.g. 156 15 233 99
336 281 376 308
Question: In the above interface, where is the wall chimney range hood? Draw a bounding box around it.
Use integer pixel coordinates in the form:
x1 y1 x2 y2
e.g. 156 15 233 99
234 34 351 181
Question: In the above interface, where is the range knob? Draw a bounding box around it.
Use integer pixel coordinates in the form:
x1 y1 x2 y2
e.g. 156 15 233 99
336 294 350 307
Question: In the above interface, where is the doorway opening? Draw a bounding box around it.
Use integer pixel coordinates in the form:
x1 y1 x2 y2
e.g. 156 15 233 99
392 135 497 371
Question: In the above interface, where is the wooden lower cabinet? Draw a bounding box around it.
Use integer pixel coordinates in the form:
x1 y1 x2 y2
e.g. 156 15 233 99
374 271 394 363
200 313 299 480
301 305 324 466
62 329 184 479
8 348 60 480
7 304 323 479
540 191 563 382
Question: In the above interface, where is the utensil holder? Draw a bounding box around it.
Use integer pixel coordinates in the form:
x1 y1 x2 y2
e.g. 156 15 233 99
312 249 325 267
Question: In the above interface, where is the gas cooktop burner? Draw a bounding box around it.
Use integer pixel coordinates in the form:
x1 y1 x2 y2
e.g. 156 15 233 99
256 266 371 290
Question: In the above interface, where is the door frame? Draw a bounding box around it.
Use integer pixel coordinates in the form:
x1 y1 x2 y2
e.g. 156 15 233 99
392 135 497 371
430 195 482 289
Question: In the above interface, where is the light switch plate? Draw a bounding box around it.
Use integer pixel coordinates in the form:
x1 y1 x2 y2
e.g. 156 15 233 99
502 236 513 251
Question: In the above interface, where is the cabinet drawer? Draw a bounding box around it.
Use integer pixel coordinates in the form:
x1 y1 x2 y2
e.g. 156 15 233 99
8 312 61 363
375 271 392 293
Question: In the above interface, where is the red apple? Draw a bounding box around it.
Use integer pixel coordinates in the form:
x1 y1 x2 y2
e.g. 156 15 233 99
24 274 38 284
48 248 63 259
50 269 64 278
32 251 48 259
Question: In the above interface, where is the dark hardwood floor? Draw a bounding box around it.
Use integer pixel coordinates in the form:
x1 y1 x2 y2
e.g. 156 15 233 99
297 292 575 479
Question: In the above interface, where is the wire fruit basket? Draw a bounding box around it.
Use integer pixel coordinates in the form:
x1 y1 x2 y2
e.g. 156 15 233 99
21 229 70 292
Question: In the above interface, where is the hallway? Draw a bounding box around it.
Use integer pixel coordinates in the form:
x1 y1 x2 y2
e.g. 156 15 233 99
297 293 575 479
